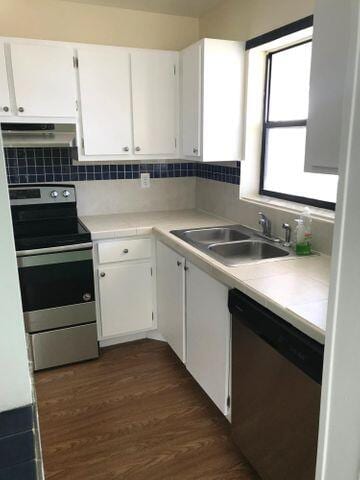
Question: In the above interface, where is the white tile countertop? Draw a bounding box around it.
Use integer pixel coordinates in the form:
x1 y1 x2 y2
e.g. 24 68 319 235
81 209 331 344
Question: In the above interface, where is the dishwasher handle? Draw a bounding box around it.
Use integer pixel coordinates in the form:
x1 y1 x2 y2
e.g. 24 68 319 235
229 289 324 384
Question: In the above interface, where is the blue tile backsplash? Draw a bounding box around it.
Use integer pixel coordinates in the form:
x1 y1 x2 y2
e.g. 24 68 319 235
5 148 240 186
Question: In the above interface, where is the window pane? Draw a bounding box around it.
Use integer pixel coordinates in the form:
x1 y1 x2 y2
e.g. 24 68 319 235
263 127 338 203
268 42 312 121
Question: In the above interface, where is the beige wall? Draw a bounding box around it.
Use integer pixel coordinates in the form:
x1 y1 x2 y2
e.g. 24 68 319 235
200 0 314 41
0 0 198 50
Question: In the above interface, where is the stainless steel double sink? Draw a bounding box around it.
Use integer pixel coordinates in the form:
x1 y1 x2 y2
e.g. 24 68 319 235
171 225 294 267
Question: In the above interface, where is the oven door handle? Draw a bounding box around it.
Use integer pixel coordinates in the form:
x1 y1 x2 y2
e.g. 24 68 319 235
17 242 93 257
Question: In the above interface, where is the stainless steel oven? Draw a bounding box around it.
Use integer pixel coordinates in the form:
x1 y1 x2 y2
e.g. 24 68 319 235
18 244 99 371
10 184 99 371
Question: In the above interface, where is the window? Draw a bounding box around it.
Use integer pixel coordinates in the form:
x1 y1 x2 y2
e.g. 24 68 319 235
260 40 338 210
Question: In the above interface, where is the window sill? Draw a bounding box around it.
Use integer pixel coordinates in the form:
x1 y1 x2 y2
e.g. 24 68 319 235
240 193 335 223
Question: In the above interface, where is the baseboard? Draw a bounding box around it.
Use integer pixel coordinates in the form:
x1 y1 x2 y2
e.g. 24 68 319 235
99 329 166 348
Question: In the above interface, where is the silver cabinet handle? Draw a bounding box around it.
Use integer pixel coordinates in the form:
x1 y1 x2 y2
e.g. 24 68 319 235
123 146 129 152
177 260 182 267
100 272 106 278
123 248 129 254
18 107 24 113
135 146 141 152
193 147 198 154
3 106 9 112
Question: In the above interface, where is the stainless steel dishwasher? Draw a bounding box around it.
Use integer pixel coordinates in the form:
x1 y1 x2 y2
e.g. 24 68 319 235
228 289 324 480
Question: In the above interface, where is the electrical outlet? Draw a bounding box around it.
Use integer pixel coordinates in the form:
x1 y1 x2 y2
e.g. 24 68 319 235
140 173 151 188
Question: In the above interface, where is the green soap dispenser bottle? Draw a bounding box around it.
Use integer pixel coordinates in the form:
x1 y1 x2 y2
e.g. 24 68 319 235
295 208 312 255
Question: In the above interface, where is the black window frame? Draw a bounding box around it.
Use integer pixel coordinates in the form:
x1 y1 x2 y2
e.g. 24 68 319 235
259 39 336 211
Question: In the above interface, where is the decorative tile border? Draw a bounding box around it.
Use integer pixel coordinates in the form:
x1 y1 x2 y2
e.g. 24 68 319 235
5 148 240 185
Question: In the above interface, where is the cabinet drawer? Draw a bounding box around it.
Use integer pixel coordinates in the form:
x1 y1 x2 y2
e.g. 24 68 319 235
98 238 151 264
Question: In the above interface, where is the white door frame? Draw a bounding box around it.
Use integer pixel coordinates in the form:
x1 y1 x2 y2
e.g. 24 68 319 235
316 1 360 478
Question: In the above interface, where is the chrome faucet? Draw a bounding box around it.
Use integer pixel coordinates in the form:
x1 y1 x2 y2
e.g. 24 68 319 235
282 223 292 247
258 212 272 237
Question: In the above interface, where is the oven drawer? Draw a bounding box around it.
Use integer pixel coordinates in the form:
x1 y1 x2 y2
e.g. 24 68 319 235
98 238 151 264
31 323 99 371
24 302 96 333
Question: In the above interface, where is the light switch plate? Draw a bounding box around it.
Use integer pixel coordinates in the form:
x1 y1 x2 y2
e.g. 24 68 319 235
140 173 151 188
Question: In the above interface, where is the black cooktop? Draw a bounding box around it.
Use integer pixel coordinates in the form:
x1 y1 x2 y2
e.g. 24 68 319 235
10 184 91 251
13 218 91 251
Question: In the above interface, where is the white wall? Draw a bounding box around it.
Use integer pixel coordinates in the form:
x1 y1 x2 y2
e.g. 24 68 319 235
315 1 360 477
0 137 32 412
200 0 314 41
0 0 199 50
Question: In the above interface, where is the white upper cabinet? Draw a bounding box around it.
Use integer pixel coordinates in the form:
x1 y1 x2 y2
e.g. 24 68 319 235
181 42 202 157
180 38 245 162
0 42 11 117
305 0 356 174
77 47 132 156
10 43 76 118
131 50 178 155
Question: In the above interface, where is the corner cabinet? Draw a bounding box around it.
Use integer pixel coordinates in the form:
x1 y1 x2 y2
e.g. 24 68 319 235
305 0 358 174
156 241 230 416
95 238 155 340
180 39 245 162
156 242 186 362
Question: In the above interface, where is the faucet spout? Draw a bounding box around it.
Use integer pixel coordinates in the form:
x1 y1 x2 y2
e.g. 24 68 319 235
258 212 272 237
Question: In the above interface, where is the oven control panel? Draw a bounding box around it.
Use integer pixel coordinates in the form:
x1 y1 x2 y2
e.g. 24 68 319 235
9 184 76 205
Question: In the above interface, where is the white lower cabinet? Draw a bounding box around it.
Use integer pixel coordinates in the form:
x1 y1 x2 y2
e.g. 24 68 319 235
156 242 186 362
96 238 154 339
156 241 230 415
186 261 230 415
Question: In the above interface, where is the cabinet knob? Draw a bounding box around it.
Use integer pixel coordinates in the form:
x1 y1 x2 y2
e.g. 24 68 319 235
18 107 24 113
135 146 141 152
123 146 129 152
100 272 106 278
184 266 189 271
177 260 182 267
2 106 9 112
193 147 198 154
123 248 129 254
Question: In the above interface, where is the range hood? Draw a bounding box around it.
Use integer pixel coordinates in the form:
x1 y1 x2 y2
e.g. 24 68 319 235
1 123 77 148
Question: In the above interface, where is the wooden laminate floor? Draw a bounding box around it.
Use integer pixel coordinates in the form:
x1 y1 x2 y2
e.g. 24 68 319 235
35 339 259 480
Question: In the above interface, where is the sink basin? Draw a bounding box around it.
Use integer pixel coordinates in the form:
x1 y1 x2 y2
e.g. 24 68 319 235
171 224 295 267
209 240 290 266
183 227 250 245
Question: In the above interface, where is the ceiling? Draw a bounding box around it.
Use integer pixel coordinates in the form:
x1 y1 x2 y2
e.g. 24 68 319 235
59 0 223 17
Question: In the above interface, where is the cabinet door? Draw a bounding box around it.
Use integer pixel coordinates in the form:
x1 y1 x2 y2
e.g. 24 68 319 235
305 0 356 174
186 261 230 415
77 48 132 155
0 43 11 116
10 43 76 117
181 42 202 157
156 242 185 362
98 262 153 337
131 50 177 155
202 39 244 162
